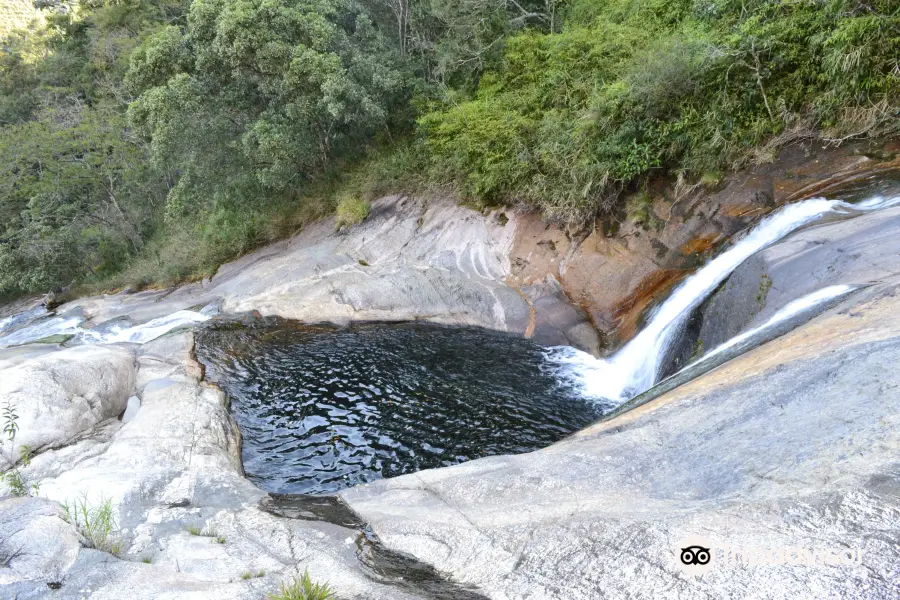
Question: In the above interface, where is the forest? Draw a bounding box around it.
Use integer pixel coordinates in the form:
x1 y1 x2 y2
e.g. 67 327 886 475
0 0 897 298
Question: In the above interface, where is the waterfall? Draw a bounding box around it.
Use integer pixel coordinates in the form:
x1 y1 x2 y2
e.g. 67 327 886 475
549 194 900 406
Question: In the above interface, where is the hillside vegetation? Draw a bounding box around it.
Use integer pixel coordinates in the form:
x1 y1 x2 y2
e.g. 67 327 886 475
0 0 897 298
0 0 41 36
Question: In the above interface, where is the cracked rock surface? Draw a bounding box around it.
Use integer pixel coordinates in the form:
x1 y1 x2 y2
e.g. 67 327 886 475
0 334 422 600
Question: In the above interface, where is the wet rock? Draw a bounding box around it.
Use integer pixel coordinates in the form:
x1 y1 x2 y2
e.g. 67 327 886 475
506 139 900 350
121 396 140 424
519 275 602 354
698 204 900 355
343 282 900 600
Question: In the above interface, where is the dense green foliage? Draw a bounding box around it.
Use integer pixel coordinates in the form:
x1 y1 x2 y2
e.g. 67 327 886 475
0 0 897 297
126 0 409 221
419 0 900 222
0 2 179 296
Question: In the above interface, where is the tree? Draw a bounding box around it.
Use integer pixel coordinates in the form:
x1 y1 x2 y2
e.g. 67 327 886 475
127 0 410 220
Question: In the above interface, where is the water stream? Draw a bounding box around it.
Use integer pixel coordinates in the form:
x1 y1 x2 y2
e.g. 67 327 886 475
548 193 900 405
689 284 858 366
0 306 212 349
3 189 899 496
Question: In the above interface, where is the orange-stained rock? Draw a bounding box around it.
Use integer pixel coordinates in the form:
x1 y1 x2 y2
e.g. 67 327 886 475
679 234 723 256
506 137 900 352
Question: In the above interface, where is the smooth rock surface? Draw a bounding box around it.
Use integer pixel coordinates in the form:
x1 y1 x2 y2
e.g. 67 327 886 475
342 282 900 600
61 195 598 352
0 345 133 466
0 334 425 600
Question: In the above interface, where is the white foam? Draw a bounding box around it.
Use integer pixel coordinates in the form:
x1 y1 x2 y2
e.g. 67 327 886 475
0 316 84 348
0 309 209 348
81 310 210 344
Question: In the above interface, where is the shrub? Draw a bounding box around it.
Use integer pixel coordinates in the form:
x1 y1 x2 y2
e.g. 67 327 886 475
334 194 372 229
415 0 900 225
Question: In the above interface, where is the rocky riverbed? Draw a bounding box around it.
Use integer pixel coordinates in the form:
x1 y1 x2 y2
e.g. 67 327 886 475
2 142 900 599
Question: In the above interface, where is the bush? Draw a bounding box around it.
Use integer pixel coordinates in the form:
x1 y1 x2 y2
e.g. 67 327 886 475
334 194 372 229
2 0 899 299
414 0 900 225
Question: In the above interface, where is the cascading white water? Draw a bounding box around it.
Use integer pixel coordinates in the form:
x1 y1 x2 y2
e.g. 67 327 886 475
79 310 210 344
0 315 84 348
549 194 900 405
686 284 857 367
0 309 211 348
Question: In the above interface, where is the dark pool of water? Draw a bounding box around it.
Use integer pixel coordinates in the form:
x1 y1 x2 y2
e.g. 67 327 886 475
197 319 600 495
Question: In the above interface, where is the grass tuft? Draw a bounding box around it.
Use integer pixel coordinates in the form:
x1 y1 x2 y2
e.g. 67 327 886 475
268 570 336 600
61 497 124 556
239 569 265 580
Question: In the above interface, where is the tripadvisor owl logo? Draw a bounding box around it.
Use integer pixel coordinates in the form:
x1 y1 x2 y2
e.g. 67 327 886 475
675 536 716 576
681 545 711 566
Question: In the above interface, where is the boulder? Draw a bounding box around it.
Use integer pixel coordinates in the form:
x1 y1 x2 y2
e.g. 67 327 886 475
698 204 900 353
0 345 134 467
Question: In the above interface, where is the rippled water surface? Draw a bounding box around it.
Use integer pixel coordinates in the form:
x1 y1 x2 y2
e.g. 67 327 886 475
197 320 600 495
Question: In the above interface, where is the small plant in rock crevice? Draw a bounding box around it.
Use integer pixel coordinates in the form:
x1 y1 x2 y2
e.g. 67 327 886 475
241 569 266 580
756 273 773 308
690 338 705 360
61 496 124 556
187 524 221 539
1 399 38 498
269 570 336 600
